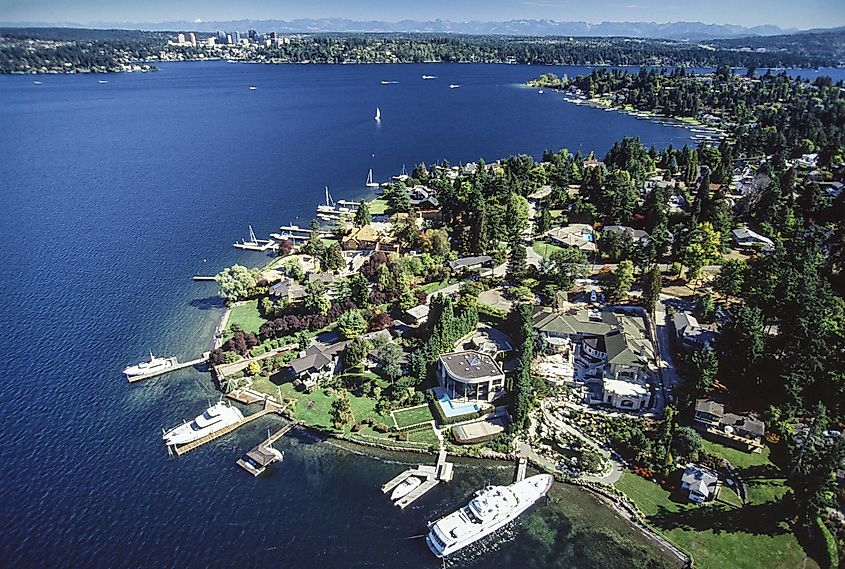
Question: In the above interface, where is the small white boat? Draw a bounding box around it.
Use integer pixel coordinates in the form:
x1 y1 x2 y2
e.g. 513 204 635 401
123 351 177 378
422 75 437 80
98 80 108 84
366 169 379 188
375 107 381 122
449 84 461 89
391 476 423 501
380 80 398 85
33 80 42 85
249 85 257 90
538 89 544 94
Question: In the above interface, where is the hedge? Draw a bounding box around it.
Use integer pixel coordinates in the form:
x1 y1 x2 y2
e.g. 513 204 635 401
816 516 839 569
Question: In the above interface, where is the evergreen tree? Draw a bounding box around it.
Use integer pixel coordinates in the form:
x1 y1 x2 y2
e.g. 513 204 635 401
330 390 354 430
354 202 372 227
507 238 528 281
641 267 662 313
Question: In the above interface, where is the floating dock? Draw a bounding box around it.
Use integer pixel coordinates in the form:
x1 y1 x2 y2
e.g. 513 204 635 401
126 353 210 383
233 224 276 252
381 450 453 509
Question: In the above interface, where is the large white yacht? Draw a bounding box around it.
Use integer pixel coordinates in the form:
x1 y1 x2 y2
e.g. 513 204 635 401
163 402 244 447
426 474 553 558
123 352 177 378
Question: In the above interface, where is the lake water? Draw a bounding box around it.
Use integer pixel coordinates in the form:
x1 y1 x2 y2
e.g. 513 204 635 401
0 61 705 568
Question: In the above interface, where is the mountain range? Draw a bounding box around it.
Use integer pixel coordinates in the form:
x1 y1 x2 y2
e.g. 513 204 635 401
0 18 809 41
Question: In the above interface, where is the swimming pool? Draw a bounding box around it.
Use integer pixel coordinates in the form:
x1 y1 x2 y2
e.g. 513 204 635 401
434 387 481 418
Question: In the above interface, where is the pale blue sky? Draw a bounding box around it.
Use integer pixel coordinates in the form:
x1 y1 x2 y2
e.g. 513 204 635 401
1 0 843 29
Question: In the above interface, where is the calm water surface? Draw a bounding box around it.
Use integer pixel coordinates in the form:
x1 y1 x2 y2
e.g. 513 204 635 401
0 62 701 568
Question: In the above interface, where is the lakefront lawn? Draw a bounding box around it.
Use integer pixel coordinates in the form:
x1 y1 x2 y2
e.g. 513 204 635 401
614 441 818 569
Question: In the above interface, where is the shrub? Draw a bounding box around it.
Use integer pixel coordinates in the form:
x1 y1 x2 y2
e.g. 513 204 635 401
373 422 390 433
816 517 839 569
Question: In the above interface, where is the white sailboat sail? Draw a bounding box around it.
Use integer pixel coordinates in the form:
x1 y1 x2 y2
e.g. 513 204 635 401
325 186 334 207
375 107 381 121
366 169 379 188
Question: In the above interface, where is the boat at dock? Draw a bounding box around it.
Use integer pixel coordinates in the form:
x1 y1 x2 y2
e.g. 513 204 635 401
391 475 422 501
426 474 553 558
365 169 379 188
123 351 177 378
163 402 244 447
233 224 275 251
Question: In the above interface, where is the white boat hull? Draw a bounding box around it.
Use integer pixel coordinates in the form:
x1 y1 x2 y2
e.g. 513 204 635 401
163 403 244 447
426 474 553 558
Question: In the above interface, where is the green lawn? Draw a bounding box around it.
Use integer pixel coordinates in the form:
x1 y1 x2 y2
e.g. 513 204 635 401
418 277 455 294
392 405 434 428
260 380 392 432
368 198 390 215
614 442 817 569
532 240 566 258
227 300 267 336
407 424 440 447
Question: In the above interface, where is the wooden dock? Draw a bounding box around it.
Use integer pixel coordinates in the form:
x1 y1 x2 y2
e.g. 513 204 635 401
127 353 209 383
236 420 302 476
381 451 454 509
171 399 278 457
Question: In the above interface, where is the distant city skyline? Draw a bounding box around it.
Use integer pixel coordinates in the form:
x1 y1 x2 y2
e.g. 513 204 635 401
1 0 844 30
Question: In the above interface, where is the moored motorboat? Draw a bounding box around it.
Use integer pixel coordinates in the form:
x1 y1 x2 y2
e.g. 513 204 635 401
163 402 244 447
391 476 423 501
426 474 553 558
123 352 177 378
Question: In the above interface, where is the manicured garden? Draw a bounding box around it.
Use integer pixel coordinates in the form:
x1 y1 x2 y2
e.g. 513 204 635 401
392 405 435 428
368 198 390 215
614 441 818 569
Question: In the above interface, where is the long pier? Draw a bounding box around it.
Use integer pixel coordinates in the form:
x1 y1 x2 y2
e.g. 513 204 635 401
127 353 210 383
171 399 280 457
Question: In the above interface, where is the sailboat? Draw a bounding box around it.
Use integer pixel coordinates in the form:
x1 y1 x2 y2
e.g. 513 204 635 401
366 169 379 188
375 107 381 122
392 164 409 181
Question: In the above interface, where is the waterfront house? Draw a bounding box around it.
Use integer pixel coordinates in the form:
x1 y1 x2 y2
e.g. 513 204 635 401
289 340 349 390
438 351 505 403
693 398 765 452
680 464 720 503
269 278 307 303
731 227 774 251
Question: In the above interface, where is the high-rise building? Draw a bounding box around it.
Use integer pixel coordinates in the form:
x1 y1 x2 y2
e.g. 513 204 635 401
232 31 241 43
177 33 185 44
206 37 216 47
270 31 278 40
187 32 196 45
248 29 257 41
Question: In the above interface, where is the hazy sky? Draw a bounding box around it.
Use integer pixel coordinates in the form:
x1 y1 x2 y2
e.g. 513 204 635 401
2 0 844 29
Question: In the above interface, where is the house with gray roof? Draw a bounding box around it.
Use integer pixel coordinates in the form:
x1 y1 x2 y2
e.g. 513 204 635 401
694 398 765 452
731 227 774 251
269 277 307 303
681 464 720 503
533 306 655 410
289 340 349 390
448 255 493 275
438 350 505 403
672 312 719 350
602 225 650 243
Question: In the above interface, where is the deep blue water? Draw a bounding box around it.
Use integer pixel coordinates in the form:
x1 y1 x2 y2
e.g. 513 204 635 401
0 62 701 569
